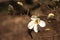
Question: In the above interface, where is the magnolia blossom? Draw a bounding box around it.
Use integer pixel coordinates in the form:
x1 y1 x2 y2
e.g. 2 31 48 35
28 15 46 33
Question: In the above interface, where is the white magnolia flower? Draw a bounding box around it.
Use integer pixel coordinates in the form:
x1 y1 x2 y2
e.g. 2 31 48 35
28 15 46 33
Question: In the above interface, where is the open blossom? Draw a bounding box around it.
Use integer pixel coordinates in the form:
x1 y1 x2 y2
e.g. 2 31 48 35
28 15 46 33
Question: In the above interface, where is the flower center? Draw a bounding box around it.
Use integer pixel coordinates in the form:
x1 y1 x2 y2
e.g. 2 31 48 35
34 19 39 24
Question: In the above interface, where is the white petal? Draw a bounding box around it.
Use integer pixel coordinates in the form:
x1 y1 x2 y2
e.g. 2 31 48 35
39 20 46 27
31 18 36 21
33 24 38 33
31 17 40 21
28 21 34 29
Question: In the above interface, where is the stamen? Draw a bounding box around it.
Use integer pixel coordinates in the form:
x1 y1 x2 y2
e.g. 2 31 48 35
34 19 39 24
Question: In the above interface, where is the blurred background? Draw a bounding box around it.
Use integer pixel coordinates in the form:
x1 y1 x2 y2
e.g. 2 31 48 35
0 0 60 40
